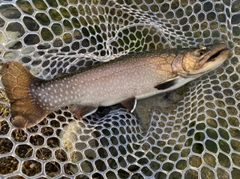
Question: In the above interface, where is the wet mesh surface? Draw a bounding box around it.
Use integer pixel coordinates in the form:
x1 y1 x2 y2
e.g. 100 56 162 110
0 0 239 178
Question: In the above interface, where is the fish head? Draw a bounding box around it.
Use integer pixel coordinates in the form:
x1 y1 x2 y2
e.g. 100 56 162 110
172 44 232 77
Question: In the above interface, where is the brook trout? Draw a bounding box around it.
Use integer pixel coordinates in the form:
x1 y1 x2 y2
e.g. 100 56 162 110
0 44 231 128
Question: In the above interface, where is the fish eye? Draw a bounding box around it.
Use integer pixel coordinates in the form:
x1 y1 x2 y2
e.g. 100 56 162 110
198 44 207 51
194 48 206 57
193 49 203 57
193 44 207 57
199 44 206 50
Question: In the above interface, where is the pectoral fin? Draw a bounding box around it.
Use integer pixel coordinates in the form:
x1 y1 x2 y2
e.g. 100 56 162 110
69 104 98 119
154 78 177 90
120 97 137 113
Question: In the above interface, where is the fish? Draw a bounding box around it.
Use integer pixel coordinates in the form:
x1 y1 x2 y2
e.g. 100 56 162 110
0 44 231 128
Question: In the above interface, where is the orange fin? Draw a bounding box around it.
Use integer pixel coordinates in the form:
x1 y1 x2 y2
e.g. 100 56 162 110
1 62 47 128
69 104 98 119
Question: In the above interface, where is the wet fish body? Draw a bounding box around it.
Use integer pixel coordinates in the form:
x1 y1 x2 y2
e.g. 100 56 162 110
0 44 231 128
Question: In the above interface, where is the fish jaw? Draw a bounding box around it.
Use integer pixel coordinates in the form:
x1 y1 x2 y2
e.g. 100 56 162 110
172 44 231 77
194 47 231 73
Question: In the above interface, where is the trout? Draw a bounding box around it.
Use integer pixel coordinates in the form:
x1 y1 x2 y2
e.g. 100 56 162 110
0 44 231 128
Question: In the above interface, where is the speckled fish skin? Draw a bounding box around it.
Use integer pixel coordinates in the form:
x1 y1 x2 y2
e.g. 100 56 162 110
31 51 177 110
0 44 231 128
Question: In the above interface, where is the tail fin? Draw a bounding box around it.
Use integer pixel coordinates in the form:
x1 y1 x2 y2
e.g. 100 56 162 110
1 62 47 128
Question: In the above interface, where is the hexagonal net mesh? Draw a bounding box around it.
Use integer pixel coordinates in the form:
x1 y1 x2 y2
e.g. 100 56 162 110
0 0 239 178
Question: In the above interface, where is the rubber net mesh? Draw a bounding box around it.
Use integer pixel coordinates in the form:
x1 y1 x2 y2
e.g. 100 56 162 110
0 0 239 178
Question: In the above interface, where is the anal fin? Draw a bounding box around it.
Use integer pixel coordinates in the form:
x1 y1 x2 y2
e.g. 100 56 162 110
120 97 137 113
69 104 98 119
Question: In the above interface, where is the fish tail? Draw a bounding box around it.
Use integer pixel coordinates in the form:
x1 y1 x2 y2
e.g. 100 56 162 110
1 62 47 128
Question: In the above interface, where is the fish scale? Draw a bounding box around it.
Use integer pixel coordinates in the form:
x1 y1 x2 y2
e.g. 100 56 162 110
30 51 175 110
0 44 231 128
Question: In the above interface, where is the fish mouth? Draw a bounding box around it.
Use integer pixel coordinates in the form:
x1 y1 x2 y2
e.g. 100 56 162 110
195 44 231 70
